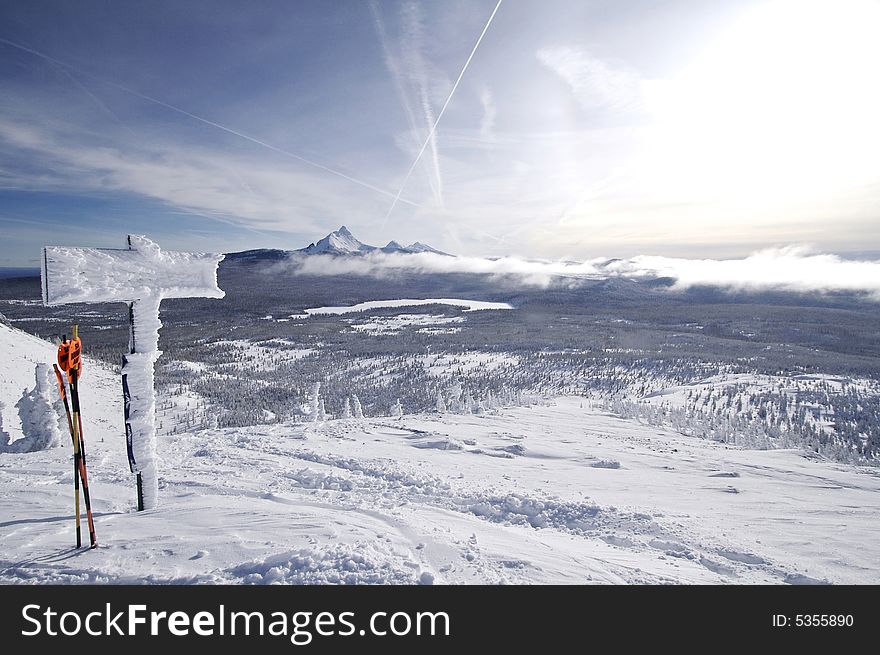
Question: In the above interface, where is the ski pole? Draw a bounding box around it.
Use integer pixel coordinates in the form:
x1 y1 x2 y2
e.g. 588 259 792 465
71 397 82 549
52 360 80 548
58 326 97 548
52 364 74 444
70 364 97 548
59 332 82 549
67 325 97 548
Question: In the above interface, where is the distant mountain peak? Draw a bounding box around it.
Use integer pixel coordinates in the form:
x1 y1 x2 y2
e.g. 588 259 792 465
292 227 451 257
405 241 447 255
299 226 376 255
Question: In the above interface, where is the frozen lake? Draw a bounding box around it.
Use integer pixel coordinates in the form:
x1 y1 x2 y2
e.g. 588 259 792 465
305 298 514 315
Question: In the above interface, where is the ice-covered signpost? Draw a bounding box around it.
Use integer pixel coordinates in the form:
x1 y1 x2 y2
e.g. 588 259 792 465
41 235 225 510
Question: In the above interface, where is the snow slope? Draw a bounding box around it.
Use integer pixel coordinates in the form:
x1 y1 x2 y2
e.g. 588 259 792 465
0 323 121 444
2 330 878 585
2 323 879 584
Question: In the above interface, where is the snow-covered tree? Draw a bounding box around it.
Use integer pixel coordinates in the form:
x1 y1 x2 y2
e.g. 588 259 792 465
0 399 8 447
309 382 321 422
447 380 463 413
342 396 352 419
2 364 64 453
351 394 364 419
435 391 446 413
391 399 403 418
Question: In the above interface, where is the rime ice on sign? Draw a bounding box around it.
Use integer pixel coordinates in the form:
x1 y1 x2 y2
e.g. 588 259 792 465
41 235 225 510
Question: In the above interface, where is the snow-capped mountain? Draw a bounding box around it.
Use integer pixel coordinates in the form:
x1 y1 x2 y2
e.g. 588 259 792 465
299 226 377 255
404 241 446 255
297 226 449 256
225 226 450 260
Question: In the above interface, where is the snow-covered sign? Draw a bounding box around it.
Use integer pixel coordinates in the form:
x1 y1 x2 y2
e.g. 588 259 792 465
41 235 225 510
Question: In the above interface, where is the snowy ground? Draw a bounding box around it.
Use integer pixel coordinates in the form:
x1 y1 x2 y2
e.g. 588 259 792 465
346 314 464 336
2 324 879 584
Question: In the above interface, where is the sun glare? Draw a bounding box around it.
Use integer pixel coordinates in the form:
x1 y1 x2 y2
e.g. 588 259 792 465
643 0 880 216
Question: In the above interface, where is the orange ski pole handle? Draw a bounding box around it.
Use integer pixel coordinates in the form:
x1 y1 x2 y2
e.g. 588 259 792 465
57 325 83 383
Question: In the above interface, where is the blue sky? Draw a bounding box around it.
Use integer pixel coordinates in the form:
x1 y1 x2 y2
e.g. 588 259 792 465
1 0 878 266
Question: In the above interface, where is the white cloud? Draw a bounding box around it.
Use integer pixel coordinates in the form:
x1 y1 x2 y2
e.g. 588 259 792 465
278 246 880 300
0 118 386 235
374 0 445 203
4 2 878 261
369 0 423 154
283 250 602 287
479 86 496 141
616 247 880 299
528 3 880 259
536 46 645 112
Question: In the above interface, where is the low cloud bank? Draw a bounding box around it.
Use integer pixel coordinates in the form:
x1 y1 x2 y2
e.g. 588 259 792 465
279 246 880 300
614 248 880 298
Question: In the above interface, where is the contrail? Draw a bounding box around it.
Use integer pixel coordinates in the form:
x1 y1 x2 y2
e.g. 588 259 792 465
401 1 443 204
370 1 439 200
382 0 503 224
52 63 139 140
0 35 419 207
